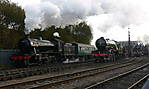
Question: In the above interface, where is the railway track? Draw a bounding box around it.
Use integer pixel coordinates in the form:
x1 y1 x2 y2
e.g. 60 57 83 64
0 60 95 81
0 58 141 89
85 61 149 89
127 73 149 89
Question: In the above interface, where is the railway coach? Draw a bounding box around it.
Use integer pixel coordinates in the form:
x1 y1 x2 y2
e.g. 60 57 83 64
63 43 95 63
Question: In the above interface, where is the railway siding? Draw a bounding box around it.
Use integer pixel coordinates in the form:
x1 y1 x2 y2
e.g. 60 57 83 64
128 73 149 89
0 57 144 89
0 58 136 89
85 61 149 89
28 58 146 89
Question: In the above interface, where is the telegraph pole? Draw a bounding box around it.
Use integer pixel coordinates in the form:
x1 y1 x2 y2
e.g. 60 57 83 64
128 30 131 57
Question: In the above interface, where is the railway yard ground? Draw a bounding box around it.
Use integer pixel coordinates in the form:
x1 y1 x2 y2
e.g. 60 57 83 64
0 65 15 71
0 57 148 89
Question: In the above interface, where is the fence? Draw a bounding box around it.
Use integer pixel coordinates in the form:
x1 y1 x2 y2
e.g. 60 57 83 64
0 49 19 65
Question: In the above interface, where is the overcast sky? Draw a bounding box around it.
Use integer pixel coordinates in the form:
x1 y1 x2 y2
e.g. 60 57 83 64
11 0 149 45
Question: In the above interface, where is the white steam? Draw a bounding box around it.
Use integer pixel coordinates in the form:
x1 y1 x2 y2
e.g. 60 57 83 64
87 0 149 44
13 0 103 29
11 0 149 44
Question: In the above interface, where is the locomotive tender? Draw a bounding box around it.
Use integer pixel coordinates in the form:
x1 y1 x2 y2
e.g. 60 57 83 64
10 36 96 66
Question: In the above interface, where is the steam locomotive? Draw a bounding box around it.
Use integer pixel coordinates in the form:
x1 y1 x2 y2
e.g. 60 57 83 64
92 37 123 62
10 36 96 66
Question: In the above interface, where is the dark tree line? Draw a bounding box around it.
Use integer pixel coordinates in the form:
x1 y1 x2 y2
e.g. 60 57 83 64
30 22 93 44
0 0 93 49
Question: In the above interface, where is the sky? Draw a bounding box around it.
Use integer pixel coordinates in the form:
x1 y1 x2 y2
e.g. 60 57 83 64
11 0 149 45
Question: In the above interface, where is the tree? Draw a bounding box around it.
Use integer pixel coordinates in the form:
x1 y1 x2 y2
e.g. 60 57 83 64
42 25 57 39
30 22 93 44
0 0 26 49
71 22 93 44
60 25 75 42
0 0 26 30
29 28 42 38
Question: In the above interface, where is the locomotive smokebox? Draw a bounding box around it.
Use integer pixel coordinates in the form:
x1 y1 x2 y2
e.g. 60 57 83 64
95 37 107 50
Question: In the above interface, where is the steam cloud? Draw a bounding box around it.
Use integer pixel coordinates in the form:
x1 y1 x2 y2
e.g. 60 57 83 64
22 0 103 30
11 0 149 44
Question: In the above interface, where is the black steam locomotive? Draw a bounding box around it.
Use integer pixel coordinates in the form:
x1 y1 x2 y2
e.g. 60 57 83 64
10 36 95 66
92 37 122 62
